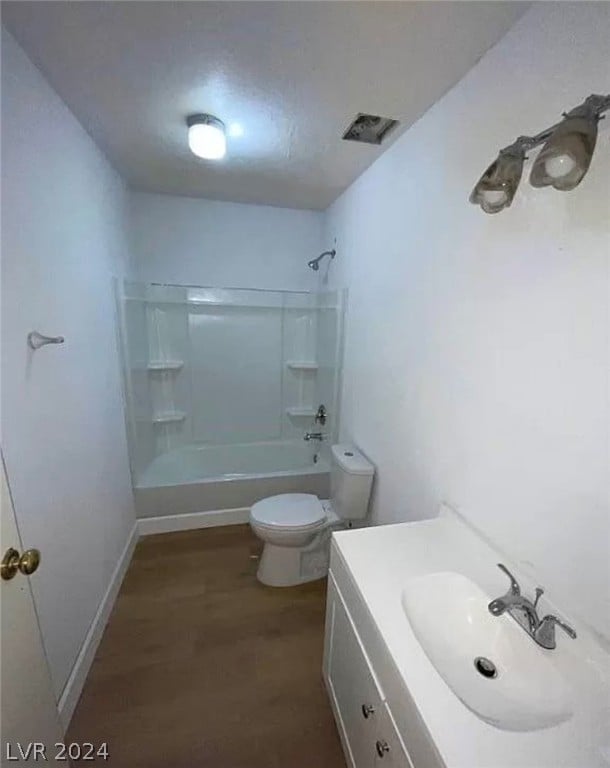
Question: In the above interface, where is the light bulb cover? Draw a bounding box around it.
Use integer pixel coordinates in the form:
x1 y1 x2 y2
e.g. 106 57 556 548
481 189 509 206
529 108 598 191
187 114 227 160
544 153 577 180
469 144 526 214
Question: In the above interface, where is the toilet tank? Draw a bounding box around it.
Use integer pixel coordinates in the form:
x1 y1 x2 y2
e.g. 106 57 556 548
330 444 375 520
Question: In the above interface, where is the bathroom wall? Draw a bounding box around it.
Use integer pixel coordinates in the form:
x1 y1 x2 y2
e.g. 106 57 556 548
1 28 135 702
129 191 323 291
322 3 610 639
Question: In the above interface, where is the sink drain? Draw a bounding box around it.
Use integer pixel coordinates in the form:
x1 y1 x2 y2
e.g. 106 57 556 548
474 656 498 679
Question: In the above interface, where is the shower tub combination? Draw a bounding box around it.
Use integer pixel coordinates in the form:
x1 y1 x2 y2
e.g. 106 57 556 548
118 280 344 522
134 440 330 518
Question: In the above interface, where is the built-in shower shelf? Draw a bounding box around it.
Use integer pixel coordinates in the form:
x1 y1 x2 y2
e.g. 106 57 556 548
286 407 317 418
147 360 184 371
151 411 186 424
286 361 319 371
125 297 323 310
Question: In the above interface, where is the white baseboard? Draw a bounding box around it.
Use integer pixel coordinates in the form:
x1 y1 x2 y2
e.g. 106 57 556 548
137 507 250 536
56 508 248 729
57 522 139 731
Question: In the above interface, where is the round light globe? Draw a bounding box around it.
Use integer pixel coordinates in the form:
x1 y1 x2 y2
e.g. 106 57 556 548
481 189 508 206
187 117 226 160
544 153 577 180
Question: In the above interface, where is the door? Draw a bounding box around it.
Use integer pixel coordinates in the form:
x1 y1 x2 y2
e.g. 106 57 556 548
1 455 62 766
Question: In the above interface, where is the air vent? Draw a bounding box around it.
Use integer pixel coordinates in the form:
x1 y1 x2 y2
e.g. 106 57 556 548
342 113 399 145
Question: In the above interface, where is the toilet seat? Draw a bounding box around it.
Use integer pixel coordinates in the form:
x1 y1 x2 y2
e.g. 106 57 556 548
250 493 326 533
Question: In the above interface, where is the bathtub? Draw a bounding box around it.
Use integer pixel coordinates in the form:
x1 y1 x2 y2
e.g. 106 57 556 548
134 440 330 519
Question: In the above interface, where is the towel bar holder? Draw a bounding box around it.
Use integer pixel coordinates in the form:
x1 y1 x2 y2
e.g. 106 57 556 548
27 331 65 350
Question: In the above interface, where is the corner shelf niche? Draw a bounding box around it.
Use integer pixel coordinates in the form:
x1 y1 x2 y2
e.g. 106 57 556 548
286 407 317 418
152 411 186 424
286 361 318 371
147 360 184 371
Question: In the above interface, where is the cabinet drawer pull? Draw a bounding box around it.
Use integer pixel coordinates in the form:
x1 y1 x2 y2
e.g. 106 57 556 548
361 703 375 719
376 740 390 757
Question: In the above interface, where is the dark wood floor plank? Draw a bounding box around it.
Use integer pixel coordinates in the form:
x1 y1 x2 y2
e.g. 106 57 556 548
67 524 345 767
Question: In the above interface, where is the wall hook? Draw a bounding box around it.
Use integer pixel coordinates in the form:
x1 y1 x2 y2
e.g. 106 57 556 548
27 331 65 350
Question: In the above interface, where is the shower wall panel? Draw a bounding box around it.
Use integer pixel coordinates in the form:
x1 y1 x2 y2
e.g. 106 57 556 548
189 306 283 444
117 281 345 489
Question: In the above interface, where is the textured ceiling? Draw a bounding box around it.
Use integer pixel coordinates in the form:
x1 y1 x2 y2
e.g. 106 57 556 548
2 1 527 210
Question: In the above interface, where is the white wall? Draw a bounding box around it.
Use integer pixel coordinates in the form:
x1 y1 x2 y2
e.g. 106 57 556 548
129 192 324 291
1 29 135 699
323 4 610 640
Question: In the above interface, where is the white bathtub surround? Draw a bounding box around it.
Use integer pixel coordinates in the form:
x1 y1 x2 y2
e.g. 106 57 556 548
134 440 330 519
136 508 250 537
129 192 323 291
137 439 328 486
326 507 610 768
322 3 610 641
249 444 374 587
1 28 136 703
118 282 345 517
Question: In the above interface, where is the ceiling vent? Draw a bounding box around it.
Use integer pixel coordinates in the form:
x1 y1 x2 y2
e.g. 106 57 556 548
342 113 399 145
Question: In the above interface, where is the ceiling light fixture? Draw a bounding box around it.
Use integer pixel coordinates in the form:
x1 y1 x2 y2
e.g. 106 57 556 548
470 94 610 213
187 114 226 160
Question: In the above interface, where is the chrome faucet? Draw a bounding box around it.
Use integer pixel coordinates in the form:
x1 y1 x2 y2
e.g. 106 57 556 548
488 563 543 633
304 432 325 442
488 563 576 650
535 615 577 649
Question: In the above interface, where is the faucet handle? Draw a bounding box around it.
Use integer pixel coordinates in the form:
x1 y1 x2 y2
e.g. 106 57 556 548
496 563 520 595
533 586 544 609
315 404 327 425
535 614 577 649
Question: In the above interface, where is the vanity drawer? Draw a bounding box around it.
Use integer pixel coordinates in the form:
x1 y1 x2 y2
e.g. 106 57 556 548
373 703 414 768
326 575 384 768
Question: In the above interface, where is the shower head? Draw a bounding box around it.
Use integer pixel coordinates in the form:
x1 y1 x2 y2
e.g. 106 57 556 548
308 249 336 272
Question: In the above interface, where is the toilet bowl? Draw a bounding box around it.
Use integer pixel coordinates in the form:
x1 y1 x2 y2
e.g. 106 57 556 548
250 494 340 586
249 444 374 587
250 493 328 547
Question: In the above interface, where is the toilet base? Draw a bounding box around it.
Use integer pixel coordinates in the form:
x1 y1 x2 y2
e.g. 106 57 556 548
257 531 335 587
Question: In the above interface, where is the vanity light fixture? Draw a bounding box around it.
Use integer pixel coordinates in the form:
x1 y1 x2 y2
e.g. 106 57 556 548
470 94 610 213
469 141 526 214
187 114 227 160
530 100 600 191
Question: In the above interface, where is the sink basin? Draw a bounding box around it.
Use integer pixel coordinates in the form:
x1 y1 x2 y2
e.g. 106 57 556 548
401 571 573 731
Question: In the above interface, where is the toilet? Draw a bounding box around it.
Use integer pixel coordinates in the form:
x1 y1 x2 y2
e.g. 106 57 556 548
249 444 374 587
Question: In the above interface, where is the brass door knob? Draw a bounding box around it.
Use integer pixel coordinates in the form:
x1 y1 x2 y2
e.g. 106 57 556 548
1 547 41 580
19 549 41 575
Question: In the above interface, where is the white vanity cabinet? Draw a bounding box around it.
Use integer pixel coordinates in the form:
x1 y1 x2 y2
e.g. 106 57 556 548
323 518 608 768
324 572 414 768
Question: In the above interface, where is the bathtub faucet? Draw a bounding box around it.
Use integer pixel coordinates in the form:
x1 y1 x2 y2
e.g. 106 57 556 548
304 432 326 442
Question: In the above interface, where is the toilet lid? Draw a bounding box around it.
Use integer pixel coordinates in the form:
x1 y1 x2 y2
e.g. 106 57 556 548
251 493 325 529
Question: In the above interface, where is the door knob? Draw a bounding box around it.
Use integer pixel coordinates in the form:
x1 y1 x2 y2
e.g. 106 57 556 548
1 547 41 580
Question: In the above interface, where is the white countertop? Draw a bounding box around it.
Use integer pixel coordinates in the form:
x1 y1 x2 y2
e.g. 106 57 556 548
332 510 610 768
